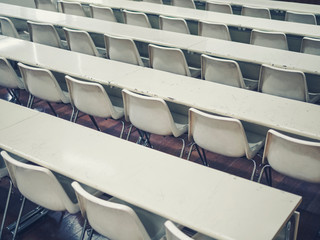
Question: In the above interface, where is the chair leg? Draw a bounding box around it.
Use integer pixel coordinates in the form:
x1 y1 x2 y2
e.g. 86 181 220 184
47 102 57 117
187 142 196 161
7 89 21 105
0 180 13 240
12 196 26 240
126 124 133 141
27 94 34 108
179 138 185 158
87 228 94 240
257 164 272 186
195 144 209 166
80 219 88 240
248 159 257 181
119 121 125 139
89 115 101 131
72 110 79 123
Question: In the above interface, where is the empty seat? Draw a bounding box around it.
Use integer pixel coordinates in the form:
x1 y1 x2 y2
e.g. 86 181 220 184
201 54 258 90
18 62 70 116
0 17 29 40
34 0 57 11
285 11 317 25
104 34 145 66
250 29 288 50
0 57 25 104
27 21 64 48
198 20 231 41
122 9 151 28
300 37 320 56
188 108 265 179
89 4 117 22
159 15 190 34
172 0 196 9
72 181 166 240
122 89 188 157
63 27 101 57
258 64 320 103
205 1 233 14
241 5 271 19
65 75 125 136
59 0 86 17
149 44 200 78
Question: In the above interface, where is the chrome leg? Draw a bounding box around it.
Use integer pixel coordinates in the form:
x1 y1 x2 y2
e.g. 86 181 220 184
179 138 185 158
47 102 57 117
119 121 125 139
0 180 13 240
12 196 26 240
187 142 196 161
80 219 87 240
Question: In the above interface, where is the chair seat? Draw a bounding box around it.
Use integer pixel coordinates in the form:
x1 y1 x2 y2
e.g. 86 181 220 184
61 90 71 104
109 95 125 119
171 112 188 137
308 92 320 103
243 78 258 90
189 67 201 78
246 131 265 159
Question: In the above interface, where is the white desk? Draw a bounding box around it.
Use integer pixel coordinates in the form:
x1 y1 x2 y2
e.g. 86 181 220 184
1 4 320 78
0 100 302 240
0 37 319 141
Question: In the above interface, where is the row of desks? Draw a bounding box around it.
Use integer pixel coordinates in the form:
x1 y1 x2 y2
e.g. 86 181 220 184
0 99 302 240
1 35 319 142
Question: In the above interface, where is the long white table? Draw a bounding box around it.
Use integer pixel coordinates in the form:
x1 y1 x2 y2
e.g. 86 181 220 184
0 36 319 141
0 99 302 240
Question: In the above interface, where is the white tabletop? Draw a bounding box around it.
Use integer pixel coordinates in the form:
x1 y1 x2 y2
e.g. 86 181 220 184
0 101 302 240
0 37 319 141
65 0 320 38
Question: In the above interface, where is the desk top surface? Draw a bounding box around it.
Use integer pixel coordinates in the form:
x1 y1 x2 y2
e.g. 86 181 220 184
0 100 302 240
64 0 320 38
1 4 320 76
0 37 319 141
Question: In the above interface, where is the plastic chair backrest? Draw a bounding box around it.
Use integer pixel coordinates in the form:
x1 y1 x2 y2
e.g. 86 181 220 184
159 15 190 34
122 89 177 136
1 151 79 213
0 57 24 89
72 181 151 240
34 0 57 11
285 11 316 25
0 17 20 38
165 221 192 240
149 44 191 76
65 75 118 118
250 29 288 50
172 0 195 9
262 130 320 183
143 0 163 4
90 4 116 22
188 108 250 158
198 21 231 40
241 6 271 19
18 62 68 103
63 27 99 56
59 0 86 17
123 10 151 28
206 1 233 14
104 34 144 66
300 37 320 56
201 54 245 88
27 21 62 48
258 64 308 102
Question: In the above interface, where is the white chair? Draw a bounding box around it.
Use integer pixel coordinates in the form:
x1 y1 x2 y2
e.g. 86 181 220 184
0 17 29 40
300 37 320 56
250 29 288 50
205 1 233 14
188 108 265 179
165 220 215 240
285 11 317 25
1 150 80 240
122 89 188 157
172 0 196 9
63 27 101 57
149 44 200 78
241 5 271 19
258 64 320 103
18 62 70 116
143 0 163 4
159 15 190 34
198 20 231 41
122 9 151 28
104 34 145 67
34 0 57 11
27 21 64 48
0 57 25 104
65 75 125 136
89 4 117 22
201 54 258 90
59 0 86 17
72 181 167 240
